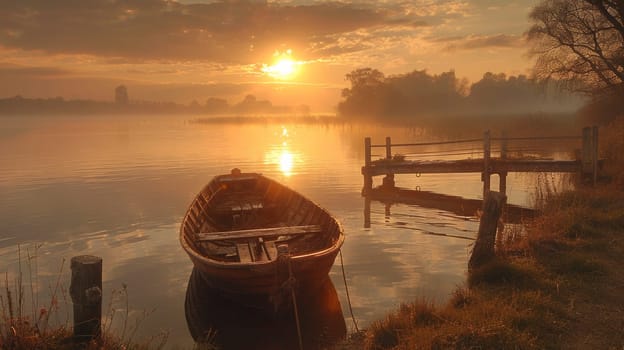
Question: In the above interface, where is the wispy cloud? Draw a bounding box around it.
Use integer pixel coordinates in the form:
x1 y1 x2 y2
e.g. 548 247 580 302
435 34 525 51
0 0 482 64
0 1 393 62
0 65 72 79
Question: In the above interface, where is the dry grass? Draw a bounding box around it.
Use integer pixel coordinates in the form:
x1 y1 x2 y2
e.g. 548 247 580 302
344 185 624 350
0 248 170 350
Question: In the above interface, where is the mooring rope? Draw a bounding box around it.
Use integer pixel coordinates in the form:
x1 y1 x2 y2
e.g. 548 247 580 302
278 245 304 350
287 266 303 350
339 248 359 333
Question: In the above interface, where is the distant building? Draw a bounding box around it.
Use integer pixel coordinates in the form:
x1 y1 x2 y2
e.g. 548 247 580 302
115 85 129 105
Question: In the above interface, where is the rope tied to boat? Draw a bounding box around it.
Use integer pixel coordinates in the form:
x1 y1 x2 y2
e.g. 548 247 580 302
276 244 304 350
279 275 297 291
339 248 360 333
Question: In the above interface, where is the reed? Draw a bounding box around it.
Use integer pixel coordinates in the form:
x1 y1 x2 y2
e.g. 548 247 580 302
0 246 171 350
0 245 71 349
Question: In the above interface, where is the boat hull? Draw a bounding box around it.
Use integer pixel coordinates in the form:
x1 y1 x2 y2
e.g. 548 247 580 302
179 171 344 308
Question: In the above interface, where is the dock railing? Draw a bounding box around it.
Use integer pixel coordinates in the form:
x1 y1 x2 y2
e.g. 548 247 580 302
362 126 600 196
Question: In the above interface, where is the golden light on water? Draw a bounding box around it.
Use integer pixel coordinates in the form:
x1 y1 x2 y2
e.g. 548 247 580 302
278 150 294 176
265 147 298 177
264 126 299 177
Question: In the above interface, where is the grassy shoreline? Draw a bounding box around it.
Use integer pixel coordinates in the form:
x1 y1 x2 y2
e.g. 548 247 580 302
335 183 624 349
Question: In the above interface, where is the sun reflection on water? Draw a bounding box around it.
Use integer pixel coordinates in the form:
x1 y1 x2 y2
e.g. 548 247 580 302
264 126 299 177
278 149 294 176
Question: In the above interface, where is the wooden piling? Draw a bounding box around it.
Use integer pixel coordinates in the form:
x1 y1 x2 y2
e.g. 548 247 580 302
364 137 372 167
383 137 395 189
70 255 102 341
499 131 508 194
482 130 491 198
468 191 506 270
363 137 373 194
364 197 371 228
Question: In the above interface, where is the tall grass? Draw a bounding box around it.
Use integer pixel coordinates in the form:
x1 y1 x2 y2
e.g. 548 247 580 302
600 116 624 185
0 245 70 349
0 246 169 350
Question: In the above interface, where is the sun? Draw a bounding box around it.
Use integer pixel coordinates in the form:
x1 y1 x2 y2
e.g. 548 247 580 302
261 50 301 80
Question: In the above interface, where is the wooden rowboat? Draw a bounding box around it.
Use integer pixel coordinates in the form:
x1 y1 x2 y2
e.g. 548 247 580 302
179 169 345 308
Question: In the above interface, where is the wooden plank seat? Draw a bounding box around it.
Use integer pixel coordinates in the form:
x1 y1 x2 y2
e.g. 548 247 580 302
218 174 258 183
197 225 322 242
236 239 278 263
213 201 264 213
237 243 253 263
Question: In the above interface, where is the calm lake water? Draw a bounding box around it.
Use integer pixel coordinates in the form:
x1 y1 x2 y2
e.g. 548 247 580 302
0 114 574 348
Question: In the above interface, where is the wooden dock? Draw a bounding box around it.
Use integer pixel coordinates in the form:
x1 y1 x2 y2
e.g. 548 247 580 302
362 126 600 196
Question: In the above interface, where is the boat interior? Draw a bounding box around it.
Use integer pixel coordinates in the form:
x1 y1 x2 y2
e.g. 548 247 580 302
181 174 340 264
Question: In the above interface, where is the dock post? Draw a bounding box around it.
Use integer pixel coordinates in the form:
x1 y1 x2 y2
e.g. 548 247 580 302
581 126 599 186
365 137 372 167
469 191 506 271
70 255 102 341
499 131 508 194
482 130 491 198
382 137 395 188
364 197 371 228
363 137 373 194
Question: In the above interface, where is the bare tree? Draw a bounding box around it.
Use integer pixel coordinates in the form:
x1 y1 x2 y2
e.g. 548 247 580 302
528 0 624 96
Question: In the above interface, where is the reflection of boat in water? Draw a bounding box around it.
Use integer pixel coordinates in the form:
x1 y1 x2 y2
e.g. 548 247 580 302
179 170 345 308
185 267 346 349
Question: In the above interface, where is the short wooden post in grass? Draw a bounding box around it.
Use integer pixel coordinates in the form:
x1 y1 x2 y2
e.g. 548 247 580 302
70 255 102 341
469 191 506 270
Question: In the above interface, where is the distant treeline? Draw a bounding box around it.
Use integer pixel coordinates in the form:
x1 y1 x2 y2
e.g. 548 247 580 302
0 94 309 116
337 68 584 120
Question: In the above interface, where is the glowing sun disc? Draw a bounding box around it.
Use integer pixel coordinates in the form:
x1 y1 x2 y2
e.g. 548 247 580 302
262 55 300 79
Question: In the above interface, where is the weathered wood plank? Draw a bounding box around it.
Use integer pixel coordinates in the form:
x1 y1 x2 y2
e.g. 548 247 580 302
218 174 258 183
213 202 264 213
494 159 581 173
469 191 506 270
70 255 102 341
237 243 253 263
265 241 277 261
363 158 583 177
250 240 267 262
197 224 322 241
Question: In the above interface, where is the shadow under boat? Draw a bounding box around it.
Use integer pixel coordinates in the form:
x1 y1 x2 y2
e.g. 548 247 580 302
185 267 346 350
365 186 537 226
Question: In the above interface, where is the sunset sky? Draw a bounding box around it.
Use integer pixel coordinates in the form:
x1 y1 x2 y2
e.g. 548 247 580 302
1 0 539 112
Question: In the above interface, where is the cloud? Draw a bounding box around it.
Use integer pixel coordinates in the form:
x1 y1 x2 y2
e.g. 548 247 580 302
0 0 478 64
0 65 72 79
436 34 525 51
0 0 394 63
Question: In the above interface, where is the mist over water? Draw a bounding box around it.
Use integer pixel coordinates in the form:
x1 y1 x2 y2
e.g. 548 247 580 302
0 114 575 348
